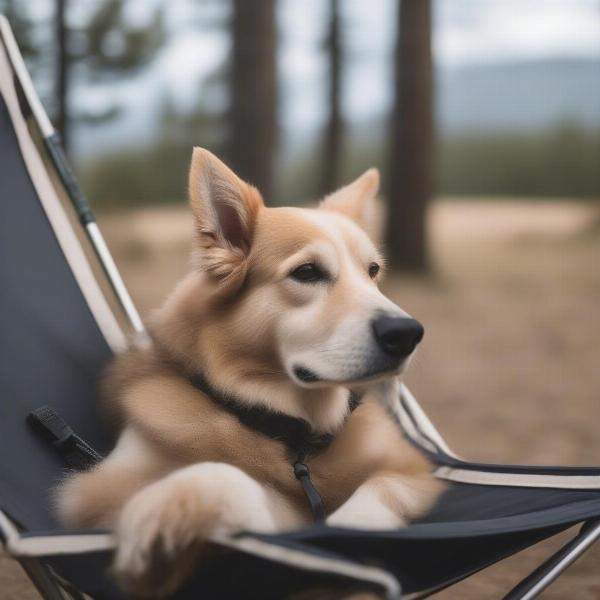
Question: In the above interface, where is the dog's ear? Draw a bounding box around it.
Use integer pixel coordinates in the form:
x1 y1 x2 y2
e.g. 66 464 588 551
188 147 263 287
319 169 381 241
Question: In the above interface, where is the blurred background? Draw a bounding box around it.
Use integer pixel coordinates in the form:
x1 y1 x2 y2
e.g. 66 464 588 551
1 0 600 597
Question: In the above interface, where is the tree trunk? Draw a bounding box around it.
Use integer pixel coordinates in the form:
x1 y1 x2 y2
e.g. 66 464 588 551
386 0 433 272
55 0 69 151
320 0 342 196
230 0 277 200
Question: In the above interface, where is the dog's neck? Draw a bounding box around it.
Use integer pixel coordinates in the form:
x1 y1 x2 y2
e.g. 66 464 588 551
152 275 352 434
199 369 352 434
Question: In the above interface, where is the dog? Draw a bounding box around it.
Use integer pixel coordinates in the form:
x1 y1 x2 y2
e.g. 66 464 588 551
56 148 443 597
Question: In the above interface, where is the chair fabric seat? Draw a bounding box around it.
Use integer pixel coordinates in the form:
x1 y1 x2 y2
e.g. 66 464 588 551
28 481 600 599
0 93 115 534
260 482 600 594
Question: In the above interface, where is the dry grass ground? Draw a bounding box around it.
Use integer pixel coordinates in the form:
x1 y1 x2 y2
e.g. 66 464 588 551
3 199 599 598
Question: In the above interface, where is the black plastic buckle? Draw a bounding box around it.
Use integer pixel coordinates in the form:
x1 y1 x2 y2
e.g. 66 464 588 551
294 461 310 480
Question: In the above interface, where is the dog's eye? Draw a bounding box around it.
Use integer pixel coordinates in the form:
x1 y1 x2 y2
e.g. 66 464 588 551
368 262 380 279
290 263 328 283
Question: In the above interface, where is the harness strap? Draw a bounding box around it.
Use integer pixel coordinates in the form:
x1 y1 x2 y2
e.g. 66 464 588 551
28 386 355 523
190 373 361 523
294 460 326 522
27 406 102 470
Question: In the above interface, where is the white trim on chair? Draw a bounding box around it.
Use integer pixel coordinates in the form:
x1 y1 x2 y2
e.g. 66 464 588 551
0 16 53 137
434 466 600 490
399 384 460 459
216 534 401 599
0 510 400 599
0 19 128 352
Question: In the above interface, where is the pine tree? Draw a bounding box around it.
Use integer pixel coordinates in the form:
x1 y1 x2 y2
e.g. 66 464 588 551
230 0 277 199
320 0 343 196
386 0 434 271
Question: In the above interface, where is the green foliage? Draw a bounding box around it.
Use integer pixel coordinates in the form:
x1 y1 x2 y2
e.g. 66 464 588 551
74 0 164 74
438 122 600 198
80 139 191 210
280 122 600 205
79 99 227 210
80 121 600 211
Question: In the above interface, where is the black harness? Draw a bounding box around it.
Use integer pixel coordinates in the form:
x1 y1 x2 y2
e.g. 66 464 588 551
190 373 360 522
27 375 360 524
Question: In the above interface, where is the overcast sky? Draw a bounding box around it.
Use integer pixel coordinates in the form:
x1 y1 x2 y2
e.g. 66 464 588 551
436 0 600 65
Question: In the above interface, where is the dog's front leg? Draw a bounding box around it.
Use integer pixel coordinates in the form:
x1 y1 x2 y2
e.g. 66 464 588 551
326 473 408 529
326 471 441 530
114 462 297 597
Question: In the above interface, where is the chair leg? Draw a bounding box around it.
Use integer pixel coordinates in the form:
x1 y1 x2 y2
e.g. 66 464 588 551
503 519 600 600
18 558 67 600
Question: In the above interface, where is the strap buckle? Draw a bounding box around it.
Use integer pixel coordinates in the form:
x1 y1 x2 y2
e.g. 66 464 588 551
27 405 102 470
294 461 310 480
28 406 74 447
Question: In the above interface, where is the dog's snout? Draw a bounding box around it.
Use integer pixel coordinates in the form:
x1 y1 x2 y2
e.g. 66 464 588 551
371 315 424 358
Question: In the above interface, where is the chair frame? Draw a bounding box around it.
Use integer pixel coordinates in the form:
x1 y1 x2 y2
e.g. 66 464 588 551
5 502 600 599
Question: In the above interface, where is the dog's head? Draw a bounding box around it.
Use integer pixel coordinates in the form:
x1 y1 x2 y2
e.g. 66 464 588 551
161 148 423 390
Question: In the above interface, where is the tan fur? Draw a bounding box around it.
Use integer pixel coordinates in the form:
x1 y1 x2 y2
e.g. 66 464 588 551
320 168 381 241
188 147 263 292
56 148 443 597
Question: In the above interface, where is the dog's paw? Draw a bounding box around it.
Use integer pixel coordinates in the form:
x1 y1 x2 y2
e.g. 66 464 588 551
113 473 215 597
326 502 405 530
113 462 277 596
326 475 408 530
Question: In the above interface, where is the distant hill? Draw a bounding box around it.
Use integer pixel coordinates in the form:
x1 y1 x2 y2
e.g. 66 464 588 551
437 58 600 133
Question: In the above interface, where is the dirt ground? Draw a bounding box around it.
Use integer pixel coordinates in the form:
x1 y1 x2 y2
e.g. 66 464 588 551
3 199 600 598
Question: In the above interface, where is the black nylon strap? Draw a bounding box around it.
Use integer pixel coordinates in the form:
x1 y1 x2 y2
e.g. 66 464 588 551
190 373 346 458
294 461 326 522
27 406 102 470
190 373 360 522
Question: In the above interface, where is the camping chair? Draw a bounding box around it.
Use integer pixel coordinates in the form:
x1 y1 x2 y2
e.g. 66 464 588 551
1 15 599 599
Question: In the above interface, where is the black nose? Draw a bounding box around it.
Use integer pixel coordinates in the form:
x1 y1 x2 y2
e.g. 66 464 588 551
372 315 424 358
